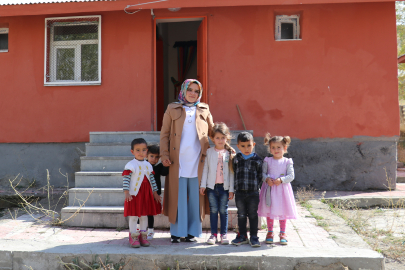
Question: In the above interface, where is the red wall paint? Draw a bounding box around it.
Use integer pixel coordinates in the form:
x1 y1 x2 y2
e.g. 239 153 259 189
0 11 153 142
0 3 399 142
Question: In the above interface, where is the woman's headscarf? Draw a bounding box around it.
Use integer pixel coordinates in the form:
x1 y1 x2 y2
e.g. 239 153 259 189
178 79 203 106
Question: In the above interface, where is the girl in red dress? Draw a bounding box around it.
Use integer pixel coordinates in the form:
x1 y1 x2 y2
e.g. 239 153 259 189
122 138 162 248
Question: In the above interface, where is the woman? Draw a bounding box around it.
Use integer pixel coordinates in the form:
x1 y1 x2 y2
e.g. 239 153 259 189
160 79 214 243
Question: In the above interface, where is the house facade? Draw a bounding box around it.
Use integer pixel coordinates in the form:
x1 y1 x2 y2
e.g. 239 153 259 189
0 0 399 190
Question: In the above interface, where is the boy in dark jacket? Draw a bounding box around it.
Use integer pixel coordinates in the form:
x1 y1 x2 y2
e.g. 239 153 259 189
231 132 263 247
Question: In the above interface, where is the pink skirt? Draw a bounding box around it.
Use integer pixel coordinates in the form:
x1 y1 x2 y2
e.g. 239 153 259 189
124 178 162 217
257 182 297 220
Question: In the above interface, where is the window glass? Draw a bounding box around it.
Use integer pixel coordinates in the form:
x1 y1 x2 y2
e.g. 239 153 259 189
56 48 75 80
281 23 294 39
81 44 98 81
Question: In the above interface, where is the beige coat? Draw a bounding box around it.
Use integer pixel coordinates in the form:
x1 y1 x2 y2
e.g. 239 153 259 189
160 102 214 224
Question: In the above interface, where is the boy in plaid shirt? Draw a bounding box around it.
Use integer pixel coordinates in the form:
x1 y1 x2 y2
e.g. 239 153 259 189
231 132 263 247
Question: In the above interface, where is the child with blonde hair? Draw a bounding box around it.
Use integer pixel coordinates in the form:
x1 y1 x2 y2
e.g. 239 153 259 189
257 133 297 245
200 122 235 245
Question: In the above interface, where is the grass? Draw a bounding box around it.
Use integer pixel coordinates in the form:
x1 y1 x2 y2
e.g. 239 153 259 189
60 255 129 270
323 169 405 264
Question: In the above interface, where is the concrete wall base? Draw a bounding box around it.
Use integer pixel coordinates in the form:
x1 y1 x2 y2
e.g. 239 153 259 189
0 143 85 188
254 136 398 191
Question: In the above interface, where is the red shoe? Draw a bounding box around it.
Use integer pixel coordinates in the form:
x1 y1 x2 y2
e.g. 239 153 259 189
129 232 140 248
140 231 150 247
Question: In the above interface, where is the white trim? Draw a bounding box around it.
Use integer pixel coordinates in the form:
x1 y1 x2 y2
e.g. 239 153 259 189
44 15 101 85
275 15 300 41
0 28 8 34
0 50 8 53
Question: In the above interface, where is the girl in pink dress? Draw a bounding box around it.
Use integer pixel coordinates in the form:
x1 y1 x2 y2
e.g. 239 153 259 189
257 133 297 245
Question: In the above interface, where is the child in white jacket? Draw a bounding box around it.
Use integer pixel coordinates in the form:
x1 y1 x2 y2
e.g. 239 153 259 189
200 123 235 245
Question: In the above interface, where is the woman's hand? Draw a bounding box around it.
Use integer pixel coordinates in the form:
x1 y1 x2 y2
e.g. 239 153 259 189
153 191 162 203
229 192 234 200
124 191 132 202
199 187 206 195
273 178 282 186
162 159 172 167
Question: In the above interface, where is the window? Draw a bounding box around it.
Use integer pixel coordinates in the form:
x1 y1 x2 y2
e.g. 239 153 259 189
275 15 300 41
45 16 101 85
0 28 8 52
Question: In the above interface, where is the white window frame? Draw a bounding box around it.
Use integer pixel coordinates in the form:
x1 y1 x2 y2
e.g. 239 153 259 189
44 15 101 86
275 15 301 41
0 28 9 53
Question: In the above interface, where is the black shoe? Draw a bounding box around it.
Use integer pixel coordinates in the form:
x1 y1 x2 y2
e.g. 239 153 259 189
185 234 196 242
231 233 248 246
250 236 261 247
171 235 180 243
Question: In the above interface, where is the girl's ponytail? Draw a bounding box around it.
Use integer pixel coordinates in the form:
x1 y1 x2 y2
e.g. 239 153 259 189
264 133 272 146
283 136 291 146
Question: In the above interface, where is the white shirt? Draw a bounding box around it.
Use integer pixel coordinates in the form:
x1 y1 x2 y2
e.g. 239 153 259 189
179 106 201 178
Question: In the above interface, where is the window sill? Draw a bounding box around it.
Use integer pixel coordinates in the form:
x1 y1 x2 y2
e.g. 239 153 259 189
275 39 302 41
0 50 8 53
44 82 101 86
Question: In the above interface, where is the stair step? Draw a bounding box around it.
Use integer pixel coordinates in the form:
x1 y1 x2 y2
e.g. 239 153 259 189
80 156 132 171
89 130 253 144
68 188 124 206
75 172 122 188
68 186 236 207
61 206 240 228
86 142 243 157
90 131 161 144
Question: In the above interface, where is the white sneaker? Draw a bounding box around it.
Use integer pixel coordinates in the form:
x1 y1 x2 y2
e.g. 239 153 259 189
147 228 154 240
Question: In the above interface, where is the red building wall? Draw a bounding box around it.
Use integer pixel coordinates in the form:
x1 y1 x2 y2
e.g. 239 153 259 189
0 2 399 142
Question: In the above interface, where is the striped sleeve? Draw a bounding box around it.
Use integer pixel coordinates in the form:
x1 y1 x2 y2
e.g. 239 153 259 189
149 171 158 192
122 170 132 191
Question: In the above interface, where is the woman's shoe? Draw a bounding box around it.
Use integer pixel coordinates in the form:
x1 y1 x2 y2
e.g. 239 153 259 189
265 231 274 244
171 235 180 243
139 231 150 247
129 232 140 248
185 234 196 242
279 232 288 245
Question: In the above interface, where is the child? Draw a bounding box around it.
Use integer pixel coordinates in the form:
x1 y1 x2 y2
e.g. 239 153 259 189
200 123 235 245
257 133 297 245
231 132 263 247
122 138 162 248
144 144 169 239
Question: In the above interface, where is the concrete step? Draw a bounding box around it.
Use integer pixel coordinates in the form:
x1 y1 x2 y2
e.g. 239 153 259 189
61 206 240 229
89 130 252 144
75 172 122 188
80 156 132 171
68 186 236 208
86 142 242 157
68 188 124 207
89 131 161 144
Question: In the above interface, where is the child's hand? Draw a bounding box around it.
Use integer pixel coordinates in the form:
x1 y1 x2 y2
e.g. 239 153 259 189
273 178 282 186
229 192 234 200
266 178 273 187
124 191 132 202
199 188 206 195
162 159 172 167
153 191 162 203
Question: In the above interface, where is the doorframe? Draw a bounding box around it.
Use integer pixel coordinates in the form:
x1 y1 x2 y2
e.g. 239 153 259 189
152 16 208 131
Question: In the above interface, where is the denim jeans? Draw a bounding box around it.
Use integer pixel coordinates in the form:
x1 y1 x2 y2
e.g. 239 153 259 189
235 190 260 237
207 184 229 235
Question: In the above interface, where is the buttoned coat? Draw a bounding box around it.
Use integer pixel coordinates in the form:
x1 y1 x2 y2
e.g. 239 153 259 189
160 102 214 224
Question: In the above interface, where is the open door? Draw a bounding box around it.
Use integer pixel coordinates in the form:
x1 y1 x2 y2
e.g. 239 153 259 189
197 18 208 103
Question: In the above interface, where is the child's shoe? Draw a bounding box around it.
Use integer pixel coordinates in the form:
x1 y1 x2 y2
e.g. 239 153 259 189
206 234 217 245
250 236 261 247
265 231 274 244
139 231 150 247
279 232 288 245
129 232 140 248
147 228 154 240
220 234 229 245
231 233 248 246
